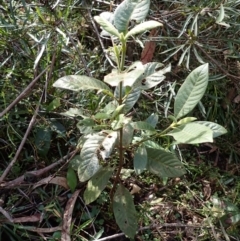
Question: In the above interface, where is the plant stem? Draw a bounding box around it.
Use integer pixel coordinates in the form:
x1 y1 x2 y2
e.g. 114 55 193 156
110 39 127 202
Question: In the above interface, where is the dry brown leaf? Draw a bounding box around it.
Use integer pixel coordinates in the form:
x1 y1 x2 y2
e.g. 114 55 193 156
33 176 69 190
61 189 81 241
130 183 141 194
140 29 159 64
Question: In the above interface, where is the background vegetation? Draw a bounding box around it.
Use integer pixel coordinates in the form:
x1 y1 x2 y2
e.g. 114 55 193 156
0 0 240 240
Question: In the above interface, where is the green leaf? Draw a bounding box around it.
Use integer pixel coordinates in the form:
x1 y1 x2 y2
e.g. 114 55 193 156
111 104 125 120
114 0 139 33
94 112 110 120
50 120 66 137
46 97 61 111
176 117 197 125
69 155 81 171
195 121 227 138
67 167 77 192
104 61 144 87
144 140 162 149
113 184 138 238
121 123 134 147
94 15 120 38
145 113 158 128
216 4 224 23
53 75 113 96
125 20 162 39
34 127 52 156
134 145 147 175
99 131 118 160
130 0 150 22
114 84 141 113
61 108 83 118
131 121 156 133
146 148 186 177
167 122 213 144
78 133 106 182
103 101 118 115
111 114 125 130
84 167 114 204
134 62 171 90
174 63 209 120
123 88 141 113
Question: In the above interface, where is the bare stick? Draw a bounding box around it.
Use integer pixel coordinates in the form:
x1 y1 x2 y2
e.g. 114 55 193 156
0 91 44 182
0 67 49 118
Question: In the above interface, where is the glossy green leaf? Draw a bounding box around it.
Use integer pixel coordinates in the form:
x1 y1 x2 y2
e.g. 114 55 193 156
167 122 213 144
146 148 186 177
67 167 77 193
84 167 114 204
53 75 113 96
125 20 162 39
78 133 106 182
174 63 209 120
113 184 138 238
195 121 227 138
94 15 120 38
134 145 147 175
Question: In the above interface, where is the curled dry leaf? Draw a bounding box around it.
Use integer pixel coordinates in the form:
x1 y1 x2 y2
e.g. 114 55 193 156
61 189 81 241
33 176 69 190
130 183 141 194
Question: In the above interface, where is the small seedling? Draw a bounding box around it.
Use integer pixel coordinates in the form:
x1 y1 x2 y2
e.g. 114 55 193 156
53 0 227 238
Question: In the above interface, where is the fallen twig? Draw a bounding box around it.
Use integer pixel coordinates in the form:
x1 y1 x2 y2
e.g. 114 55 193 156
0 149 78 188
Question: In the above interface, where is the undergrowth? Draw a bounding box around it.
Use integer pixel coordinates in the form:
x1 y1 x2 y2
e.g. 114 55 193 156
0 0 240 240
